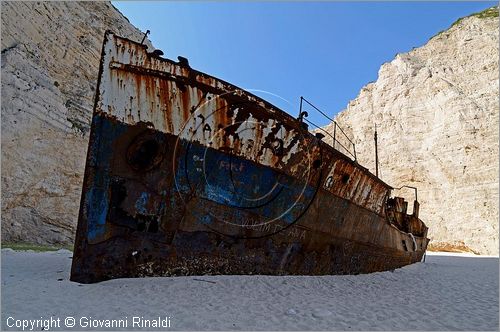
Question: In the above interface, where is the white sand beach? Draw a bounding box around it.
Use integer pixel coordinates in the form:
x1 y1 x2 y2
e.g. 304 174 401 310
1 249 498 331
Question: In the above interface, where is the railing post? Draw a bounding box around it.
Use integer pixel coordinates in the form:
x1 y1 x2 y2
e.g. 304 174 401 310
299 97 358 161
299 96 303 118
374 125 379 178
333 122 337 149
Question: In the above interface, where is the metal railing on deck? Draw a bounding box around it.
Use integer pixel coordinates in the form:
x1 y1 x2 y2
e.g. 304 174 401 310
299 96 357 161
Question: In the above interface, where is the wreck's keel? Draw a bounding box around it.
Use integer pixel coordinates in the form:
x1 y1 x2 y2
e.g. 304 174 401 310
72 230 424 283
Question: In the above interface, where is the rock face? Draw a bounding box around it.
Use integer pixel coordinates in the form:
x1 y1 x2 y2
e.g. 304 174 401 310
323 7 499 255
1 2 153 245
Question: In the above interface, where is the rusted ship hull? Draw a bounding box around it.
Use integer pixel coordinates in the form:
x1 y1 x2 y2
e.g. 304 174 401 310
70 32 429 283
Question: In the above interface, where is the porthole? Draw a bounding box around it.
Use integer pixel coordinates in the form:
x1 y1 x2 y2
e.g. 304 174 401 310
126 133 164 171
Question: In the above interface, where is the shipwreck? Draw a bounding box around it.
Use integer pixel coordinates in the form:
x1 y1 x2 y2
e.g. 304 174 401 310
71 31 429 283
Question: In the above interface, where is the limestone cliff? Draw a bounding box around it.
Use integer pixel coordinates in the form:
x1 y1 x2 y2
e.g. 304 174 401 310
1 2 153 245
323 7 499 255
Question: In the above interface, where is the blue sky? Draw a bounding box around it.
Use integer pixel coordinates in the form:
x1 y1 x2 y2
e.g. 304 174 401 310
113 1 495 126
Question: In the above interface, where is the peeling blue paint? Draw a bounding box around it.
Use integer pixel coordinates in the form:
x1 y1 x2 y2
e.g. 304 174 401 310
135 192 151 215
85 115 317 242
176 141 316 226
85 114 128 242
